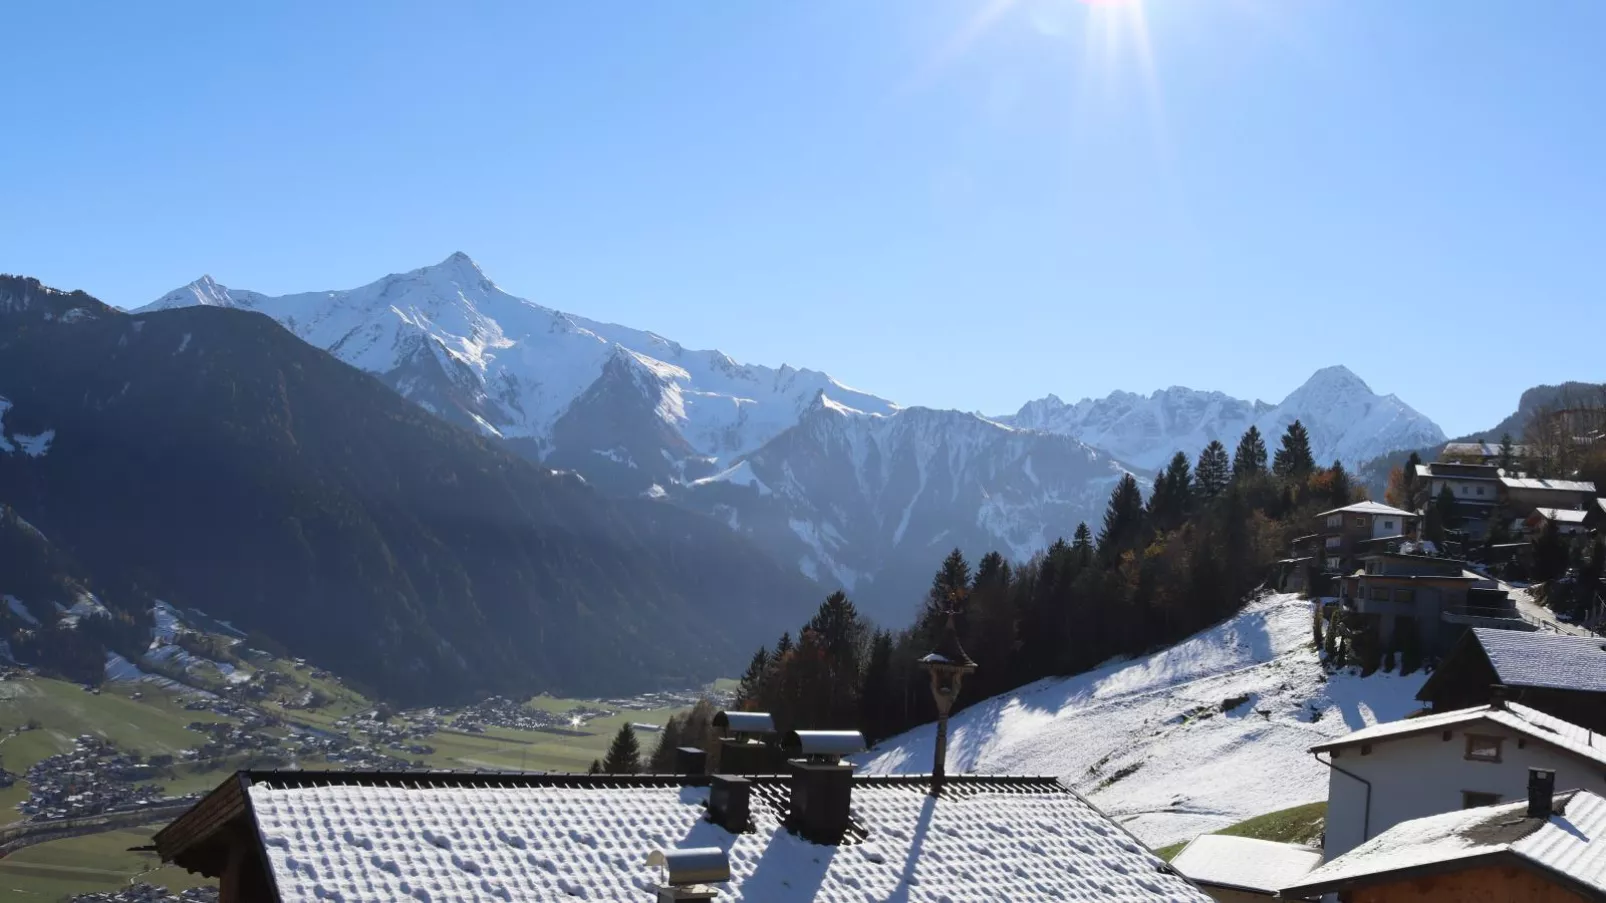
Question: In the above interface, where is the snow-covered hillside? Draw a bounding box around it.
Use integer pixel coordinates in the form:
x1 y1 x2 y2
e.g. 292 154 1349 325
860 593 1427 846
140 254 897 488
1003 366 1445 472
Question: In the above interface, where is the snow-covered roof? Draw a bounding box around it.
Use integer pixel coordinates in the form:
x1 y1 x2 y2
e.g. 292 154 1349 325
1501 476 1597 493
177 772 1211 903
1316 501 1416 519
1533 507 1590 524
1282 790 1606 899
1170 835 1322 894
1310 702 1606 770
1475 627 1606 694
1442 441 1531 458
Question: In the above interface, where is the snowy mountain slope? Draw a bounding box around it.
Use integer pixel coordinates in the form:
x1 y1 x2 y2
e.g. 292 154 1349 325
141 254 897 490
1003 366 1445 472
677 396 1132 622
859 593 1427 846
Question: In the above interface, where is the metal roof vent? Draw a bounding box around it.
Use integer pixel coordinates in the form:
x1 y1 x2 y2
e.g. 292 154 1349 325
712 711 777 776
783 730 865 845
645 847 731 902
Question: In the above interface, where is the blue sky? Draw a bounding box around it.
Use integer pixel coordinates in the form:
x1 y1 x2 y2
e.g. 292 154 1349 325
3 1 1601 437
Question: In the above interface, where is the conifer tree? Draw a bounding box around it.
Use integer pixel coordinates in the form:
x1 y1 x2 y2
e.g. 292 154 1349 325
1195 440 1230 500
1097 473 1147 561
1326 460 1353 508
1233 426 1268 478
1436 484 1461 531
587 758 603 775
1147 451 1193 532
858 630 896 743
1272 420 1316 479
924 549 972 631
648 714 685 773
1071 522 1094 566
1498 432 1515 471
974 551 1010 589
602 722 642 774
734 647 769 708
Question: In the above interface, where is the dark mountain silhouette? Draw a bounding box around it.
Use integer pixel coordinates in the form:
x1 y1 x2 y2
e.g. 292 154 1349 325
0 275 816 703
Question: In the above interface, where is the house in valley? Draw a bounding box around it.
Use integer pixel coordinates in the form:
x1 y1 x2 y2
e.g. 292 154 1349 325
153 762 1212 902
1169 834 1323 902
1417 627 1606 732
1310 700 1606 859
1283 778 1606 902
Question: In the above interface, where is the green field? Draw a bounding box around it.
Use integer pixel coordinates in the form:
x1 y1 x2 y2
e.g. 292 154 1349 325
0 665 716 897
1153 800 1327 860
0 824 210 900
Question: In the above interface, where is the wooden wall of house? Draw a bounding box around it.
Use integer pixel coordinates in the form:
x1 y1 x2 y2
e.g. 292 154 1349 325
1197 884 1274 903
1341 864 1593 903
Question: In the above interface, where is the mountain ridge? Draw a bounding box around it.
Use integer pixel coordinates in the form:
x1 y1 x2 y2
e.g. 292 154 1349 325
1001 364 1446 472
4 274 820 703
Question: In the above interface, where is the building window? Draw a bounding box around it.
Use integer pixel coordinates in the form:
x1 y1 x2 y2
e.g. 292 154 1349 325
1327 515 1342 528
1394 589 1415 603
1355 517 1367 528
1326 536 1341 549
1326 557 1341 571
1382 520 1394 530
1465 735 1503 763
1462 791 1501 809
1476 486 1486 496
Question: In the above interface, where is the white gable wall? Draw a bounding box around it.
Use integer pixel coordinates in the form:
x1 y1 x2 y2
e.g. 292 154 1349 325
1322 722 1606 859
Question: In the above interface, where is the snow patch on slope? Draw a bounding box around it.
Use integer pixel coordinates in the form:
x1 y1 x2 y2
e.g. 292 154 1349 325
860 593 1427 846
0 396 55 457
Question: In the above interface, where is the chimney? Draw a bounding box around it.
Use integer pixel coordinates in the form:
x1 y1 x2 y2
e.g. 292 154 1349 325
1528 768 1556 818
1489 684 1507 710
674 746 707 777
644 847 730 903
707 774 751 833
782 730 865 845
711 711 777 776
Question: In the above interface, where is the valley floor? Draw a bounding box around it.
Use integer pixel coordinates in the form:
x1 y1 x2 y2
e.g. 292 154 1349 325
861 592 1428 847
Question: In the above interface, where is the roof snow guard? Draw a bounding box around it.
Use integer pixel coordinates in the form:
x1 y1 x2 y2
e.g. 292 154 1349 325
154 769 1212 903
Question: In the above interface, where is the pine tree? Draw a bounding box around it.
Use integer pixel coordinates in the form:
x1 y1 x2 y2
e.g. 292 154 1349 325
1071 523 1094 566
1146 452 1194 533
1194 440 1230 500
587 758 603 775
602 722 642 774
1498 432 1515 471
974 551 1010 589
1436 484 1461 531
924 549 971 629
1326 460 1353 508
734 647 769 708
1233 426 1268 479
1272 420 1316 479
648 714 685 773
1532 520 1570 582
858 629 896 743
1097 474 1147 562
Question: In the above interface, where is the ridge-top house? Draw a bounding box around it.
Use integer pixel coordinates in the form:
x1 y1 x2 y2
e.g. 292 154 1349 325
1310 699 1606 859
1291 501 1418 582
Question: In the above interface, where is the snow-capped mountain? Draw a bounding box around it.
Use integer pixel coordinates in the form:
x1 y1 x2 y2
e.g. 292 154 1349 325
141 254 897 492
677 396 1131 622
1002 366 1445 472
